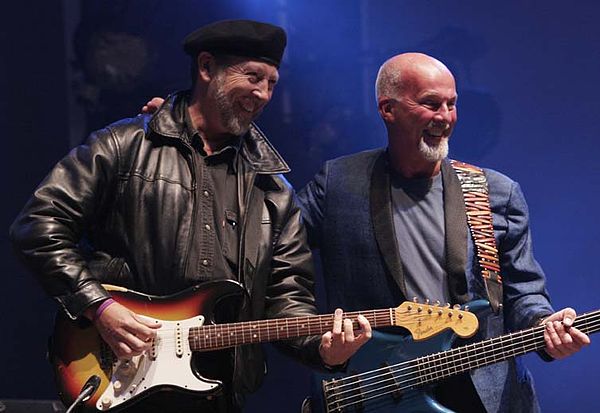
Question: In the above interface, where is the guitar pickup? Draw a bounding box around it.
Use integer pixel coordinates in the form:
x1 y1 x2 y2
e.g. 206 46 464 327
381 362 403 401
175 322 183 358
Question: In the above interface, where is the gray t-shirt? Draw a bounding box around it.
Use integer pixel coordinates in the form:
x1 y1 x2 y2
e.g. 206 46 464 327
390 172 450 304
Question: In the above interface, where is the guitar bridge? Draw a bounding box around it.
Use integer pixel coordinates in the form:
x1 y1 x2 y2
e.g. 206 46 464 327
322 378 344 413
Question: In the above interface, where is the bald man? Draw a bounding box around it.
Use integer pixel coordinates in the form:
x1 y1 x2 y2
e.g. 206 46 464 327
298 53 589 412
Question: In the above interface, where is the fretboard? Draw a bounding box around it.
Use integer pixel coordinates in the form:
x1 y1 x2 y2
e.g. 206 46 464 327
412 309 600 387
188 309 395 351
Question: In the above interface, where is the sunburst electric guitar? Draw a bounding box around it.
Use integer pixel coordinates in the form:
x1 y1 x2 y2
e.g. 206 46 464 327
51 280 478 412
314 300 600 413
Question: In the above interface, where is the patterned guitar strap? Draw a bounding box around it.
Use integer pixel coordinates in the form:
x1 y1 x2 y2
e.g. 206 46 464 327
450 160 504 314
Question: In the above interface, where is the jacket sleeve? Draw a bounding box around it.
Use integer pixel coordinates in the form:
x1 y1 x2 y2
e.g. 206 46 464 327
9 128 119 320
297 162 328 249
263 187 326 370
498 180 554 332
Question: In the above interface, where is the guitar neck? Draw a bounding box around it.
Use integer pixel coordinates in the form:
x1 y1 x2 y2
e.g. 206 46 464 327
412 309 600 387
188 309 395 351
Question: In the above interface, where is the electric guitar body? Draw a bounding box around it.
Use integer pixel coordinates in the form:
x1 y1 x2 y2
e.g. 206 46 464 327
51 280 243 412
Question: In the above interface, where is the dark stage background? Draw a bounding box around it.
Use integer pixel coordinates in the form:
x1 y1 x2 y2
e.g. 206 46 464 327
2 1 599 411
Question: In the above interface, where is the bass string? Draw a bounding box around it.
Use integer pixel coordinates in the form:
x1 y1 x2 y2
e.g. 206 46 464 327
325 313 600 411
327 311 600 390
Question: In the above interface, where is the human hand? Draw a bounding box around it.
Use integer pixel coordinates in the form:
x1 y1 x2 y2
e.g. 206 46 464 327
542 307 590 359
319 308 372 367
93 301 162 359
141 97 165 114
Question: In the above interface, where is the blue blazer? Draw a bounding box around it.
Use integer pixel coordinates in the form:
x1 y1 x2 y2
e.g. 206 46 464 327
298 148 554 413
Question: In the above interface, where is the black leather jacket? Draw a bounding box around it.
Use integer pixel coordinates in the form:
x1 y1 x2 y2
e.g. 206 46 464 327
10 91 321 404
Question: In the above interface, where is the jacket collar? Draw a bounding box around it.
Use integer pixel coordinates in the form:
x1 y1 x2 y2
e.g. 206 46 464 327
148 91 290 174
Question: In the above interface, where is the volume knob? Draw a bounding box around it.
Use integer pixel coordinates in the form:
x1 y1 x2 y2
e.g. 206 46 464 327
101 396 112 409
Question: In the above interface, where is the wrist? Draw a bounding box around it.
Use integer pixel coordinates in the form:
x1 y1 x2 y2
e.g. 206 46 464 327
319 343 347 371
85 298 115 322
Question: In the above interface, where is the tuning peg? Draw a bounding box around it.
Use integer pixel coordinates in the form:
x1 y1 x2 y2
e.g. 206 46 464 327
445 303 451 308
464 305 470 312
413 297 419 303
453 304 461 310
425 298 430 304
435 300 441 306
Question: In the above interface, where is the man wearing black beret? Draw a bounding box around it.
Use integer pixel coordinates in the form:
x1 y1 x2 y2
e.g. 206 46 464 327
10 19 371 412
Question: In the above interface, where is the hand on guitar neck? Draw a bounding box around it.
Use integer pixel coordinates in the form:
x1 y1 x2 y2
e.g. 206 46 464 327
85 300 162 359
319 309 372 367
542 307 591 359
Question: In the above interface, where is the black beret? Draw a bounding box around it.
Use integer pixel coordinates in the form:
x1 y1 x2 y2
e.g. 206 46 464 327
183 19 286 67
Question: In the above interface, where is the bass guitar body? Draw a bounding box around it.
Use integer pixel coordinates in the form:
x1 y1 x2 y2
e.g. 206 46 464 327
310 300 490 413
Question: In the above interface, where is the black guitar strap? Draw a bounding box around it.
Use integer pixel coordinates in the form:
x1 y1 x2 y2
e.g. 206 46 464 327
450 160 503 314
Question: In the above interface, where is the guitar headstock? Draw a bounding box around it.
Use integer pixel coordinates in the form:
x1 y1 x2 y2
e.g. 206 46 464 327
394 300 478 341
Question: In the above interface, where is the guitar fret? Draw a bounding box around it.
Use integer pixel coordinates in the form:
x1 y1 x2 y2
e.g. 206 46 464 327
253 322 259 342
415 355 426 386
438 351 449 380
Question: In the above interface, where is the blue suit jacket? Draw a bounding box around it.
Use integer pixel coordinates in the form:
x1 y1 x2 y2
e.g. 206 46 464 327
298 148 554 413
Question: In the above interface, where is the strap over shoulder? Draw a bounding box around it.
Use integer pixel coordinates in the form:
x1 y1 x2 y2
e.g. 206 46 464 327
450 160 503 314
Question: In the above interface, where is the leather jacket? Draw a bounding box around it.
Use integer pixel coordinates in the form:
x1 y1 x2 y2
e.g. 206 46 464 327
10 91 322 405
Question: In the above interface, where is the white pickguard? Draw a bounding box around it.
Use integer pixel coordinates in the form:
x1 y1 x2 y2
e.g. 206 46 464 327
96 315 219 411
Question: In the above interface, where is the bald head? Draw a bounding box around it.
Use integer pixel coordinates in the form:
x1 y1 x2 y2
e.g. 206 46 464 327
375 53 455 102
375 53 458 177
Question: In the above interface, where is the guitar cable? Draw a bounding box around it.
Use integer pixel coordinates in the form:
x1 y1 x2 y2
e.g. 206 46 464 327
65 375 101 413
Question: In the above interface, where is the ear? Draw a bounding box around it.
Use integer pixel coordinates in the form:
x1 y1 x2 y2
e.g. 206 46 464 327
378 98 396 123
197 52 215 82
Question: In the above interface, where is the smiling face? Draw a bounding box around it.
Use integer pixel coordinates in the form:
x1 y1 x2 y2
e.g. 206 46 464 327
207 57 279 136
377 54 458 171
395 67 457 162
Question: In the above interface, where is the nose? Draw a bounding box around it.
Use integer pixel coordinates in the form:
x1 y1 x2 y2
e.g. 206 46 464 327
252 80 271 103
434 103 453 123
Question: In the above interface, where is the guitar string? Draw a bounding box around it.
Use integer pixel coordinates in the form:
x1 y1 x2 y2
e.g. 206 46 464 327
187 312 408 350
91 308 471 359
91 312 399 355
132 309 391 336
109 306 467 339
324 313 600 411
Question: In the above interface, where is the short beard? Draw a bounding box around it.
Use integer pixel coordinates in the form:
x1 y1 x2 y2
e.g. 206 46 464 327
418 137 449 162
213 74 252 136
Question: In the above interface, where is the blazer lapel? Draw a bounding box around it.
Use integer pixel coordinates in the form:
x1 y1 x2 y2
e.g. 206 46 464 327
441 160 469 304
370 152 408 298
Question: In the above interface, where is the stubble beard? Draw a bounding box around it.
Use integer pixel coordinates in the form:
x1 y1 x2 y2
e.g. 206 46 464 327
213 76 253 136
